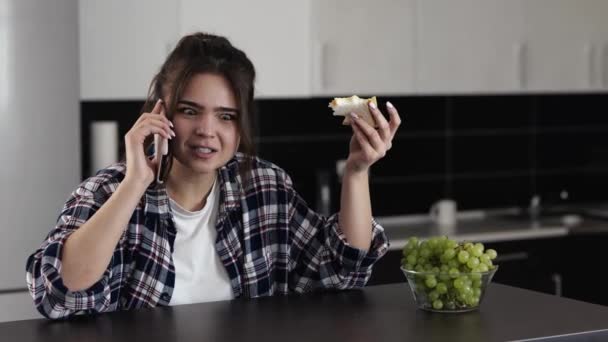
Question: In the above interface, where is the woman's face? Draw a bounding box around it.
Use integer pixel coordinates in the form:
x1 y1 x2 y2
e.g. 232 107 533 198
169 73 240 175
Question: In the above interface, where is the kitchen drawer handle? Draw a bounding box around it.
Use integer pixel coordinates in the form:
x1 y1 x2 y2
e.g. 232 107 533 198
494 252 529 263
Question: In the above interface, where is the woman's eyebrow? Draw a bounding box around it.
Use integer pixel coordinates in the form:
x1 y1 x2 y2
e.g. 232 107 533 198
178 100 239 114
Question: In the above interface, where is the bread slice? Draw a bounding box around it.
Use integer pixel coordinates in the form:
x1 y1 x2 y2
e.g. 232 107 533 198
329 95 378 127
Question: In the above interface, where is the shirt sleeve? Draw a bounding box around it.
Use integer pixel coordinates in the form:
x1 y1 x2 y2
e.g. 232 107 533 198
25 178 125 319
285 176 389 293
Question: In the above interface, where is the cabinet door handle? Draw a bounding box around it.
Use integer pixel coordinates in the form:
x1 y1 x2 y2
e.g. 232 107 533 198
599 44 608 88
514 42 527 89
584 43 594 88
494 251 529 263
312 40 328 92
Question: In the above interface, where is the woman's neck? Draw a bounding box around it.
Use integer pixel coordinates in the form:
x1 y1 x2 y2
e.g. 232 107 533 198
165 161 217 212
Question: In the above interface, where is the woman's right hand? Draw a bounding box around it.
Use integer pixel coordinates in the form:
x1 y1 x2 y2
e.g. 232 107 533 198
123 99 175 188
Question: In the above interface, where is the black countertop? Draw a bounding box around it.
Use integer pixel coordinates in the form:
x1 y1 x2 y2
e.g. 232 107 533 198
2 283 608 342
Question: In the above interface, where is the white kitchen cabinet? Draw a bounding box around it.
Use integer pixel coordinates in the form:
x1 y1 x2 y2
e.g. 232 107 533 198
180 0 312 98
79 0 179 100
416 0 525 94
311 0 416 96
522 0 608 92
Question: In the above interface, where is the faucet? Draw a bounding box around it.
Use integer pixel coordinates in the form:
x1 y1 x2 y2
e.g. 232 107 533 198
529 190 570 221
529 195 541 221
315 170 331 216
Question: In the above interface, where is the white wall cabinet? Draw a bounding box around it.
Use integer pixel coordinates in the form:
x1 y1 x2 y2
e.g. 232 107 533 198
79 1 608 99
180 0 312 98
79 0 179 100
416 0 525 94
311 0 416 96
522 0 608 92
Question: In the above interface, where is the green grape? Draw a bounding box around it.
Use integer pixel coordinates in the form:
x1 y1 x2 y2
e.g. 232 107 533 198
472 278 482 288
472 246 483 257
466 257 480 269
486 249 497 260
420 248 431 258
479 254 491 265
425 275 437 288
477 263 489 272
449 268 460 278
458 250 470 263
432 299 444 310
428 290 439 301
453 278 464 289
406 254 417 265
445 301 456 310
436 282 448 294
443 248 456 260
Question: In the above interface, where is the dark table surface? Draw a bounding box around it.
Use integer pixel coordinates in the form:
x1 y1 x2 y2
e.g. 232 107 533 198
2 283 608 342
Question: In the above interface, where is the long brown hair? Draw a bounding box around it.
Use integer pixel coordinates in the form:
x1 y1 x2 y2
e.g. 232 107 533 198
140 32 256 184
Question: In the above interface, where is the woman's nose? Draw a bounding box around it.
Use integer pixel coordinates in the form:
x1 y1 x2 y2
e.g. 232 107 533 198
194 114 216 136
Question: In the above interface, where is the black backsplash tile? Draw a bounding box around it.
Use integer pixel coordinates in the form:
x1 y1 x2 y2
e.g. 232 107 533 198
451 134 531 174
537 130 608 169
370 180 446 216
372 136 446 178
452 174 532 210
256 98 347 137
451 95 533 130
381 96 446 132
537 94 608 127
81 93 608 216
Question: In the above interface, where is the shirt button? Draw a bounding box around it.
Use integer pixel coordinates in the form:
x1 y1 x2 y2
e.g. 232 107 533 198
161 293 170 301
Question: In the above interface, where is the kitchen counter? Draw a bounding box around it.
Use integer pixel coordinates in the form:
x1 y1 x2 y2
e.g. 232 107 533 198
377 209 608 250
2 283 608 341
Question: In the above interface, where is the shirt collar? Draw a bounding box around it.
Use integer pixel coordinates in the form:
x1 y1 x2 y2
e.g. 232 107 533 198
144 154 243 216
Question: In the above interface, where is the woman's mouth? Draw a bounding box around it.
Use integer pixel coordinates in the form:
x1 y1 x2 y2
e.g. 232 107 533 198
191 146 217 159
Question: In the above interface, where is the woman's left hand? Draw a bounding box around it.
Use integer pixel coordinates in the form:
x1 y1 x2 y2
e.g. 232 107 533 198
345 101 401 174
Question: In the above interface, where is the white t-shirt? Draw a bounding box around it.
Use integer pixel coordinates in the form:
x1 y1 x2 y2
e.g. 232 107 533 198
168 178 234 305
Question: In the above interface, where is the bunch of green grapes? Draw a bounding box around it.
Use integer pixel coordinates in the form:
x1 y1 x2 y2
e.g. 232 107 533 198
401 236 498 311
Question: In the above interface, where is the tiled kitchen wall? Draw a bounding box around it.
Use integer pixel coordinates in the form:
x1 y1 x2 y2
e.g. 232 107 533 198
81 93 608 216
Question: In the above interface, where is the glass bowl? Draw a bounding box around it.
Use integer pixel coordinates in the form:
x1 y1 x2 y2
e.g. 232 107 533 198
401 266 498 313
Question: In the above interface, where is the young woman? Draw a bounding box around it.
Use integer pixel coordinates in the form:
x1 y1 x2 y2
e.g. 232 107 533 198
26 32 401 319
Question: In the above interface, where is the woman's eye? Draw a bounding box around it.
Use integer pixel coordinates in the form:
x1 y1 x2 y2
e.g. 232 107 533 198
179 107 196 116
220 113 236 121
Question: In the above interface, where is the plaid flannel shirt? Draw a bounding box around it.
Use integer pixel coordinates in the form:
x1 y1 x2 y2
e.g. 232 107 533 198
26 153 389 319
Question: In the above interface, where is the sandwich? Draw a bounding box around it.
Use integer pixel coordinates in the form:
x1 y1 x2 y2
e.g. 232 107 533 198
329 95 378 128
